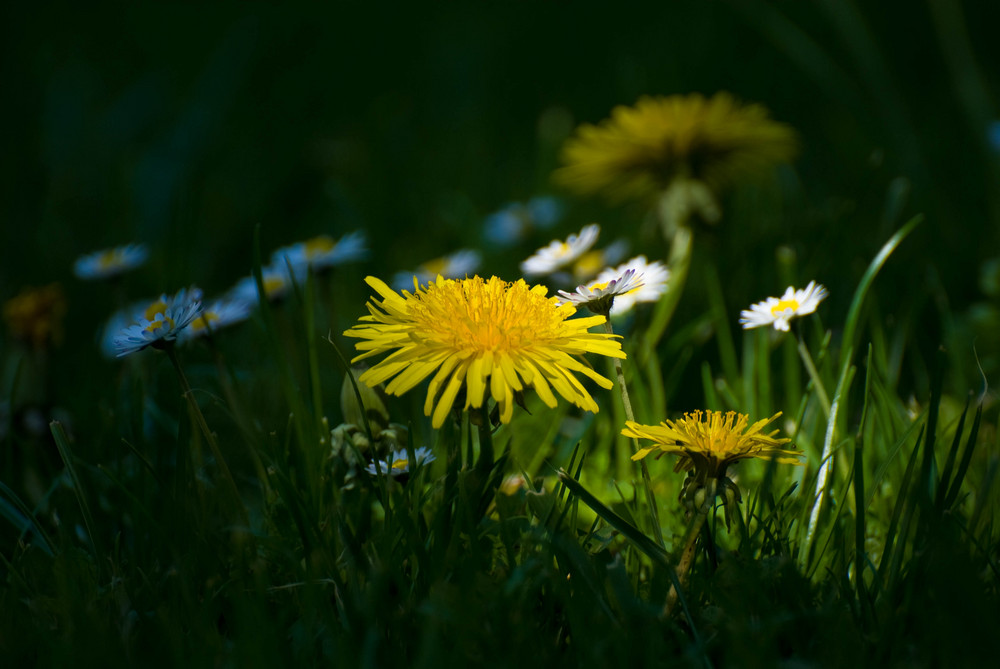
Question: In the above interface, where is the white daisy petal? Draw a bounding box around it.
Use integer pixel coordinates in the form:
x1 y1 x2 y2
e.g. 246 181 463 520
739 281 829 331
594 256 670 316
520 223 601 277
113 287 203 356
365 447 436 477
74 244 149 281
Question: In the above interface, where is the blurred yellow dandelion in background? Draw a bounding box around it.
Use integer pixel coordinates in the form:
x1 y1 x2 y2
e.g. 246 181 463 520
554 92 798 203
344 275 625 428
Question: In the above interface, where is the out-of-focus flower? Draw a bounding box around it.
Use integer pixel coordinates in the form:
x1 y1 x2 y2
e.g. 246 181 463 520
179 297 254 342
271 231 368 274
365 446 436 478
596 256 670 316
483 196 564 246
230 263 304 304
554 93 798 203
114 287 202 357
520 223 600 278
3 283 67 350
556 269 644 316
73 244 149 281
571 239 630 283
344 275 624 428
392 249 482 291
739 281 828 332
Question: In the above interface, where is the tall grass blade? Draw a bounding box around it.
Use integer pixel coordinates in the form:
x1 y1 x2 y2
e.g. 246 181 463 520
50 421 101 578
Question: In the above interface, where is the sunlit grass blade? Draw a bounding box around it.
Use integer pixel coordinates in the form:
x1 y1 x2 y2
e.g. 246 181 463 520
941 400 982 511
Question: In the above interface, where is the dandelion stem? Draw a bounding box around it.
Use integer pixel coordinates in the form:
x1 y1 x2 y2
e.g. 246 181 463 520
664 509 708 617
166 346 248 526
604 318 665 548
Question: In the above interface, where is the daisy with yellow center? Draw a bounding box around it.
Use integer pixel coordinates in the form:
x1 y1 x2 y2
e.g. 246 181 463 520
392 249 482 290
365 447 436 478
596 256 670 316
554 92 798 203
739 281 828 332
179 297 254 342
114 287 203 356
272 231 368 273
520 223 601 278
344 275 625 428
73 243 149 281
556 268 644 316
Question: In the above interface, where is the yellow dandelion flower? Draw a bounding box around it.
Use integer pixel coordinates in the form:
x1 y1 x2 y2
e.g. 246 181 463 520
344 275 626 428
624 410 801 476
554 92 798 203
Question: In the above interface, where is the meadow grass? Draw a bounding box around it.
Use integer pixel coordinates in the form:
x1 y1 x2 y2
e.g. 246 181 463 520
1 202 997 667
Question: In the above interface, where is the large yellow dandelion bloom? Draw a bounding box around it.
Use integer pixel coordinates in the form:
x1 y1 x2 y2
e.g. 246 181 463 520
554 93 798 203
623 410 801 478
344 275 626 428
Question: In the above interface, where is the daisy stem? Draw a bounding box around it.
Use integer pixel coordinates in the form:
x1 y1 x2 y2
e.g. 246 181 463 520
603 319 665 549
166 346 248 526
797 334 832 418
664 508 708 618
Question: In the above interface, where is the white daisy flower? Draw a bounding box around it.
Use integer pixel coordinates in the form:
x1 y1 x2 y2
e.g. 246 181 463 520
739 281 829 332
230 262 304 304
392 249 482 290
556 268 644 315
179 296 254 342
597 256 670 315
114 287 203 356
271 231 368 273
571 238 630 282
483 196 564 246
74 243 149 281
520 223 600 277
365 447 436 478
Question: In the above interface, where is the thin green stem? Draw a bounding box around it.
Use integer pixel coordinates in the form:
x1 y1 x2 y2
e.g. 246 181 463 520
166 346 248 526
604 318 665 549
797 334 832 418
664 509 709 618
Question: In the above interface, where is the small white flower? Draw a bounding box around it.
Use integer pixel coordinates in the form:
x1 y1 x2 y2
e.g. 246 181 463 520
739 281 829 332
597 256 670 315
393 249 482 290
365 447 436 477
557 268 644 314
271 231 368 273
179 296 254 342
520 223 600 277
74 244 149 281
230 263 304 304
114 287 203 356
571 238 630 282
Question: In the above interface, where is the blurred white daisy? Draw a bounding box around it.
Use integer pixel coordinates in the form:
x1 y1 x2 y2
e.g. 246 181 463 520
571 238 630 282
739 281 828 332
598 256 670 315
179 297 254 342
392 249 482 290
483 196 564 246
520 223 600 277
230 263 304 304
365 447 436 478
74 243 149 281
271 231 368 273
557 268 644 315
114 287 203 356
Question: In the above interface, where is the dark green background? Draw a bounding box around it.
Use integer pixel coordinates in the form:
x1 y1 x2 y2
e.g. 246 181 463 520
3 1 999 388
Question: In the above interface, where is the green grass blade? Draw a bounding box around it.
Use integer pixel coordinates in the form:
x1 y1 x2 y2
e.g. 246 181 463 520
0 482 55 556
942 401 983 510
839 215 922 372
50 421 101 578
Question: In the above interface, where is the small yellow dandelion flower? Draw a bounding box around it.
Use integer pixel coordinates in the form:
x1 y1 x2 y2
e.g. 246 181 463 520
554 93 798 203
624 410 801 476
344 275 625 428
2 283 67 350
